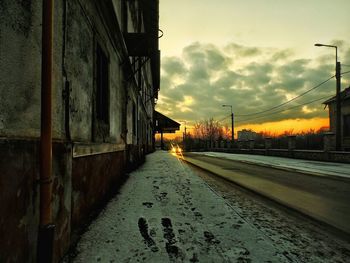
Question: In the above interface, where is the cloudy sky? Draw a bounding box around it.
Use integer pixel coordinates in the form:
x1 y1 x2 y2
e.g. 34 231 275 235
156 0 350 136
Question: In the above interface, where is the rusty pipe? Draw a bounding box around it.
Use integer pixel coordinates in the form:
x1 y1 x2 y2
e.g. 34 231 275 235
40 0 53 231
38 0 55 262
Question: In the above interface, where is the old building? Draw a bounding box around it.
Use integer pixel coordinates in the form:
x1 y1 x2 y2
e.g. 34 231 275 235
323 87 350 150
0 0 160 261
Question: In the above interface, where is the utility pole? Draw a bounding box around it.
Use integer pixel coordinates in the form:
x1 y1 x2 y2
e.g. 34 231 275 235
180 120 187 142
222 105 234 142
231 112 234 143
315 43 342 151
336 61 341 151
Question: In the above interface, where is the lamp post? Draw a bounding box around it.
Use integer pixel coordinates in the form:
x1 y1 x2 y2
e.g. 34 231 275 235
222 104 234 142
180 120 187 142
314 43 341 150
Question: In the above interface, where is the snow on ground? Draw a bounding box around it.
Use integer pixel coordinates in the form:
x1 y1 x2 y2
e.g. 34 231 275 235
69 151 292 263
191 152 350 179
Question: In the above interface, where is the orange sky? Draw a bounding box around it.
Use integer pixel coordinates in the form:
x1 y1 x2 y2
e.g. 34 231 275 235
235 117 329 136
156 117 329 141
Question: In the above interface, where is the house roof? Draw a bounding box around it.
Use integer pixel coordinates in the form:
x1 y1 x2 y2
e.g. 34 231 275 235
323 87 350 104
154 111 180 133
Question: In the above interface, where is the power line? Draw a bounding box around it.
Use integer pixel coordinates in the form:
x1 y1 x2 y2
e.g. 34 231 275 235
235 95 332 124
234 75 335 117
217 114 231 123
214 73 344 126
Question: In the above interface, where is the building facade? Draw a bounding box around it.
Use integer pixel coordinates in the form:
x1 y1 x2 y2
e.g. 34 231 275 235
323 87 350 151
0 0 160 261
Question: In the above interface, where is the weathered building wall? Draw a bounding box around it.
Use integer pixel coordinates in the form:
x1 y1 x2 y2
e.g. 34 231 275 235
1 0 159 261
0 0 42 138
0 1 69 261
326 92 350 150
109 54 124 143
51 142 72 262
65 0 94 142
0 139 39 262
71 151 125 231
341 100 350 149
65 0 127 144
0 139 72 262
0 0 65 139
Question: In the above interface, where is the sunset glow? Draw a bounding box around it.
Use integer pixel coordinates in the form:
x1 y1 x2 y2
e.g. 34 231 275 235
235 117 329 137
156 117 330 141
157 0 350 137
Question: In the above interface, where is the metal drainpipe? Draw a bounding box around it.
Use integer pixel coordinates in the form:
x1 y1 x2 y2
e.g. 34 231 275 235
37 0 55 262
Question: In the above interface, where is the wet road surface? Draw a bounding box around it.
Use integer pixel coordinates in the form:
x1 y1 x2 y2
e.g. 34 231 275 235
183 152 350 235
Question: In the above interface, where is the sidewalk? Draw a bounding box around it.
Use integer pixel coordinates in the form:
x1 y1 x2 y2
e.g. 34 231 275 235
190 152 350 180
70 151 290 263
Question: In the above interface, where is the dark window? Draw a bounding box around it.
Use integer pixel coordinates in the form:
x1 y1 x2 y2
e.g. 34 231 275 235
122 0 128 32
93 43 109 142
96 44 109 124
344 114 350 137
132 103 136 136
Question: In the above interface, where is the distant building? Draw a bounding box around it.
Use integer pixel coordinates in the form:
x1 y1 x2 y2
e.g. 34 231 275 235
0 0 160 261
237 129 258 141
323 86 350 150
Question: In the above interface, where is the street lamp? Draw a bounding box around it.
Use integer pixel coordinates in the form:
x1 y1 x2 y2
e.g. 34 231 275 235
180 120 187 142
314 43 341 150
222 104 234 142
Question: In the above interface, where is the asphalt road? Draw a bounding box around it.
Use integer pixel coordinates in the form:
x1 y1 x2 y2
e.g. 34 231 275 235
182 152 350 235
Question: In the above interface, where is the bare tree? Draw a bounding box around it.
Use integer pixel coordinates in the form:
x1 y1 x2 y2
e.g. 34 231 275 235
192 118 226 141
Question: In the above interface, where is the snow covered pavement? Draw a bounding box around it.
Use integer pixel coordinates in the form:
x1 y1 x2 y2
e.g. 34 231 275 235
70 151 291 262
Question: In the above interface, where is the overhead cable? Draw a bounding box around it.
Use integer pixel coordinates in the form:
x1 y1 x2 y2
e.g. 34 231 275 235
234 75 335 117
217 114 231 123
235 95 332 124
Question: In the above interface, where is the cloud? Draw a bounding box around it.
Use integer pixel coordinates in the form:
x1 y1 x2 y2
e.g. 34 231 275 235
224 43 262 57
162 56 187 77
156 41 350 127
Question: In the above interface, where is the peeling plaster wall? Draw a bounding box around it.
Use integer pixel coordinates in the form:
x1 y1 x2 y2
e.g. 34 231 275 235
0 0 65 139
126 84 138 145
0 0 42 138
65 0 125 143
65 0 94 142
109 53 124 143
